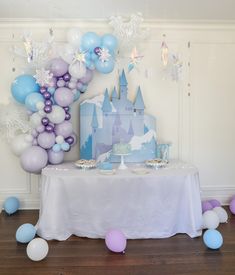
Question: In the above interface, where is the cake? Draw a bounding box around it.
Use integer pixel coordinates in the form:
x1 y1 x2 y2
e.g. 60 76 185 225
112 143 131 155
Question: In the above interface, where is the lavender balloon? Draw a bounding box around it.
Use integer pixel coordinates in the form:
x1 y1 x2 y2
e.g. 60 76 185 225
20 146 48 174
105 229 127 253
37 132 55 149
229 199 235 214
55 121 73 138
79 69 93 84
54 87 74 107
36 125 45 133
49 58 69 77
209 199 221 208
57 79 66 87
76 82 83 90
48 149 64 165
202 201 213 213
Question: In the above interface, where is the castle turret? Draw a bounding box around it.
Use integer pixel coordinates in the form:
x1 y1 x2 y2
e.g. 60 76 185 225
91 105 98 158
134 86 145 115
111 86 118 100
102 89 112 113
133 86 145 136
119 69 128 101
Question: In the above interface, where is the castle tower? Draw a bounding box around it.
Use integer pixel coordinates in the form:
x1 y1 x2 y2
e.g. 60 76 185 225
91 105 98 158
119 69 128 101
102 88 113 146
133 86 145 136
111 86 118 100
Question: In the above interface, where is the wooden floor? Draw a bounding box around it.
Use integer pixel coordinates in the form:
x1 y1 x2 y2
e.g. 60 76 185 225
0 209 235 275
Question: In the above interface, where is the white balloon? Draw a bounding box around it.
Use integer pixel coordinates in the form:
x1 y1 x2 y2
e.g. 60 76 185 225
67 28 82 47
24 134 34 143
213 206 228 223
26 238 49 261
202 210 220 229
47 106 65 124
38 110 46 117
36 101 45 111
69 62 86 79
55 135 64 144
60 43 75 64
11 134 32 156
30 112 42 128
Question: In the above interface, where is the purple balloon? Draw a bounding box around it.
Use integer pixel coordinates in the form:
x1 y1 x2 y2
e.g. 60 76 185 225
32 139 38 146
63 106 70 112
20 146 48 174
94 46 101 55
43 91 51 100
79 69 93 84
65 113 71 120
54 87 74 107
55 121 73 138
49 58 69 77
202 201 213 213
45 99 53 106
41 117 49 126
208 199 221 208
76 82 83 90
37 132 55 149
36 125 45 133
44 105 52 113
57 79 66 87
63 73 71 82
229 199 235 214
48 149 64 164
68 81 77 89
40 87 47 94
31 129 38 138
105 229 127 253
45 125 54 133
70 133 77 146
65 136 74 145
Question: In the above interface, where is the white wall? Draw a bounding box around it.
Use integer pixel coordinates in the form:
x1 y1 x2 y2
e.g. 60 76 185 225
0 20 235 208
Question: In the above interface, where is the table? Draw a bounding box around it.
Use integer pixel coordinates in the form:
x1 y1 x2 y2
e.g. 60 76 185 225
36 161 202 241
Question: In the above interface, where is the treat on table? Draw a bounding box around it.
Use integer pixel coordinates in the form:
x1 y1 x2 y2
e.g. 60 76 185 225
112 142 131 155
99 162 113 170
75 159 96 168
145 158 167 168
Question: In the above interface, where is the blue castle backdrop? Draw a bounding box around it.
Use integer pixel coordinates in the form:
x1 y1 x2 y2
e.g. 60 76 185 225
80 70 158 162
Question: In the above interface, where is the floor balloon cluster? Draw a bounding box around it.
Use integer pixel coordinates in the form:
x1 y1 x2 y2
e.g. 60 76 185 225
10 28 118 174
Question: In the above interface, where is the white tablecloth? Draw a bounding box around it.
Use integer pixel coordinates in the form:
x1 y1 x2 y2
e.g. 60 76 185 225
36 161 202 240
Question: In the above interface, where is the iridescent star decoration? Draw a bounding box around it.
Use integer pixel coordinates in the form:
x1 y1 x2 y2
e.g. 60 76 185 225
161 41 169 67
98 48 111 62
73 51 86 64
128 47 144 72
34 68 53 86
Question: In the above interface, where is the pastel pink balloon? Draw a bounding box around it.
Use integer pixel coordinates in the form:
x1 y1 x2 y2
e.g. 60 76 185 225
105 229 127 253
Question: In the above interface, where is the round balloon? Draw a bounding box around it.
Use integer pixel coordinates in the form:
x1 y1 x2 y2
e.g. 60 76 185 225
202 201 213 213
202 210 220 229
213 207 228 223
49 58 69 77
67 28 82 47
26 238 49 261
203 229 223 250
60 43 75 64
95 58 115 74
48 149 64 164
209 199 221 208
37 132 55 149
16 223 36 243
229 198 235 214
47 106 66 124
69 62 86 79
55 121 73 138
105 229 127 253
25 93 44 112
20 146 48 174
3 197 20 215
54 87 74 107
101 34 118 51
11 134 32 157
79 69 93 84
30 112 43 128
81 32 101 51
11 75 40 104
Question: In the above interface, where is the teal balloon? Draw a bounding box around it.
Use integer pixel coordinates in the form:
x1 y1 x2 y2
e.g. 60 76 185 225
95 58 115 74
101 34 118 51
61 142 70 151
81 32 101 51
52 144 61 152
3 196 20 215
16 223 36 243
203 229 223 249
11 75 40 104
25 93 44 112
74 90 81 101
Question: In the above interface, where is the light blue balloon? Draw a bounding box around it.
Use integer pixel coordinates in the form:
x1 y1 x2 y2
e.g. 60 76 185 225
95 58 115 74
81 32 101 51
11 75 40 104
101 34 118 51
3 196 20 215
74 90 81 101
91 53 98 61
52 144 61 152
80 85 87 93
25 93 44 112
48 87 56 94
16 223 36 243
61 142 70 151
203 229 223 249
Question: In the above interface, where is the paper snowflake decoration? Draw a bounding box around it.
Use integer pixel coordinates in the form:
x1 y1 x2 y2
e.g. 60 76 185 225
0 100 31 143
34 68 53 86
99 48 111 62
73 51 86 64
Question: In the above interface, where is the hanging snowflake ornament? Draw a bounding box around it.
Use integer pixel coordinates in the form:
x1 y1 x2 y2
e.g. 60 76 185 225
109 13 149 50
171 54 183 82
128 47 144 72
73 51 86 64
98 48 111 62
161 41 169 67
0 100 31 143
34 68 53 86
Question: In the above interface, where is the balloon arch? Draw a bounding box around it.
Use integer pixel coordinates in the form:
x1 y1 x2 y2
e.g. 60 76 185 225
10 29 118 174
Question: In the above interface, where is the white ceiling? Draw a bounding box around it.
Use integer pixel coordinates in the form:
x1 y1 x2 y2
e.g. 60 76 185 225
0 0 235 21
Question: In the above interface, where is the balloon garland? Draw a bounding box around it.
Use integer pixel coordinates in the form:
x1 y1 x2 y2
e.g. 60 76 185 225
10 29 118 174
